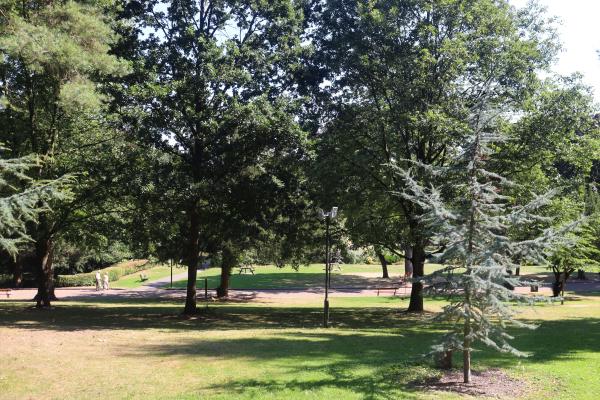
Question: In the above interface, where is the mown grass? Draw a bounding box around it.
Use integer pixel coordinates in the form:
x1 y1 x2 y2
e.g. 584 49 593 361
112 264 188 289
168 263 551 290
0 294 598 399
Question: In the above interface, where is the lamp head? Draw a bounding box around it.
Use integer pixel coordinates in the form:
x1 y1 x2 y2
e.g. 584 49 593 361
317 208 326 220
330 207 338 219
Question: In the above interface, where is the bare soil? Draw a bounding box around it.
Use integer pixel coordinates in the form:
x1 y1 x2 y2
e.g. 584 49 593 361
412 368 530 398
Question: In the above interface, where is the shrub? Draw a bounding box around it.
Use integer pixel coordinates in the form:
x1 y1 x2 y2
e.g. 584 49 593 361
55 259 150 287
0 274 11 288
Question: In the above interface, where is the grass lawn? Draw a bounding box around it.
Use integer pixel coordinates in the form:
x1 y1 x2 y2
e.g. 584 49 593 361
168 263 552 290
111 264 188 289
0 294 599 399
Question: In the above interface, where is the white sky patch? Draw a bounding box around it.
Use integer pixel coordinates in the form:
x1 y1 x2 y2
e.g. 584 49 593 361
511 0 600 101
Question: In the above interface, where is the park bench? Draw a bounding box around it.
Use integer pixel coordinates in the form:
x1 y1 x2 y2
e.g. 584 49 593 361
376 287 399 296
238 265 255 275
139 272 149 282
0 288 12 298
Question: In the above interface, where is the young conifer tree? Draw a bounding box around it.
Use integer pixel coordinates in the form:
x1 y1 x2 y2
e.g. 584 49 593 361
393 105 570 383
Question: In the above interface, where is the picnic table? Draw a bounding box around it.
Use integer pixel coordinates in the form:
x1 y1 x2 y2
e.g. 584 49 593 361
238 265 255 275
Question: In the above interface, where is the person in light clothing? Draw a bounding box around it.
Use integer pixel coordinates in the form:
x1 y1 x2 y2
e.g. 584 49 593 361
102 272 109 290
95 271 102 291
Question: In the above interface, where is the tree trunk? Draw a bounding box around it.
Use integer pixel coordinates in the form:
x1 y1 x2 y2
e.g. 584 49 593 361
463 276 472 383
217 246 236 298
376 250 389 279
404 245 413 277
11 255 23 288
515 266 520 276
35 237 54 308
463 346 471 383
183 206 200 315
407 244 425 312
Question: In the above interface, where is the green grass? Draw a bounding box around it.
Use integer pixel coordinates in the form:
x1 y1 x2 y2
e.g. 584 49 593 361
111 264 187 289
1 294 599 399
169 263 552 290
170 263 441 290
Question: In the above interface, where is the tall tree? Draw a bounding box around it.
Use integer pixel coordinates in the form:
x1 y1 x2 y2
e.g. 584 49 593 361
0 149 70 257
119 0 308 313
307 0 558 311
0 0 128 306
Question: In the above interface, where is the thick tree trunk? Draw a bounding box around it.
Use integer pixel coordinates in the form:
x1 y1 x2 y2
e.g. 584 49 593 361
183 207 200 315
376 251 389 279
407 244 425 312
35 237 54 308
217 246 236 298
217 264 232 298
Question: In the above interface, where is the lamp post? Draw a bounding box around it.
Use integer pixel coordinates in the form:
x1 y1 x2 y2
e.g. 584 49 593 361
318 206 338 328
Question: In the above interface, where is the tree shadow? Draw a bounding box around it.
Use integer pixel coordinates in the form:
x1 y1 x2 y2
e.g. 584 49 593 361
0 301 430 332
1 298 599 398
130 317 600 399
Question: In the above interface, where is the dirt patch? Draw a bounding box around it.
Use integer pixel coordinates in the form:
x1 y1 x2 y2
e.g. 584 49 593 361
411 368 530 398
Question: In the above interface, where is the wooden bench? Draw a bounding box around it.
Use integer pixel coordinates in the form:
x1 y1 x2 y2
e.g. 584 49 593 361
376 287 399 296
238 266 255 275
0 289 12 298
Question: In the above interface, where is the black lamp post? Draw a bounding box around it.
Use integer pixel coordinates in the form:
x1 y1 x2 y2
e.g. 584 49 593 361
318 206 338 328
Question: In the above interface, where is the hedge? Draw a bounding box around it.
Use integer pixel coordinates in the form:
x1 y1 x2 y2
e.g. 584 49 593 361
55 259 150 287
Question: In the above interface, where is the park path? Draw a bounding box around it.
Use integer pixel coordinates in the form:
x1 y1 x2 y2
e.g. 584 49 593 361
2 272 599 303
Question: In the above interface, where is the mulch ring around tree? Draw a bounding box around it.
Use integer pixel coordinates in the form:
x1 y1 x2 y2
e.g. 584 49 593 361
410 368 530 398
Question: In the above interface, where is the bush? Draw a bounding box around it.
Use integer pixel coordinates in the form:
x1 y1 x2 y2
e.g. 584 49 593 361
0 274 11 288
55 259 149 287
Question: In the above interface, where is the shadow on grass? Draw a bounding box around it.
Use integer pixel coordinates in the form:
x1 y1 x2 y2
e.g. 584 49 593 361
0 300 431 332
2 299 599 399
136 317 600 399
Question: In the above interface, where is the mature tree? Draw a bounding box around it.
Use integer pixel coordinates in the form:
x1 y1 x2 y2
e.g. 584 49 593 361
495 77 600 283
0 149 70 257
0 0 129 306
307 0 558 311
118 0 309 313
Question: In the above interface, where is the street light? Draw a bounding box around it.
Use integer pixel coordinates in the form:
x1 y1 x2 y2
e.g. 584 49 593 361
318 206 338 328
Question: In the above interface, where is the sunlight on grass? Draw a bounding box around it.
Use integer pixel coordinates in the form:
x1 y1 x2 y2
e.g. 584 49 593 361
0 294 599 399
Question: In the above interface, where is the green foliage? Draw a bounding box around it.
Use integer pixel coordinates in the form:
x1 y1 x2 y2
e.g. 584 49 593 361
306 0 560 311
0 0 132 304
53 239 134 274
0 148 72 256
55 259 149 287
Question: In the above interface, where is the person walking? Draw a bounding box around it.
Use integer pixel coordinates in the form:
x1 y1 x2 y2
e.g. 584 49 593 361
102 272 109 290
95 271 102 291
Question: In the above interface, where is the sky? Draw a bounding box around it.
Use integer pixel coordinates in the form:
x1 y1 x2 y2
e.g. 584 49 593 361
511 0 600 101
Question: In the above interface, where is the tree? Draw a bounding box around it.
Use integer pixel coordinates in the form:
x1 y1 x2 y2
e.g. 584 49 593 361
0 0 129 306
549 210 600 299
306 0 558 311
395 100 570 383
118 0 309 313
0 149 70 257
